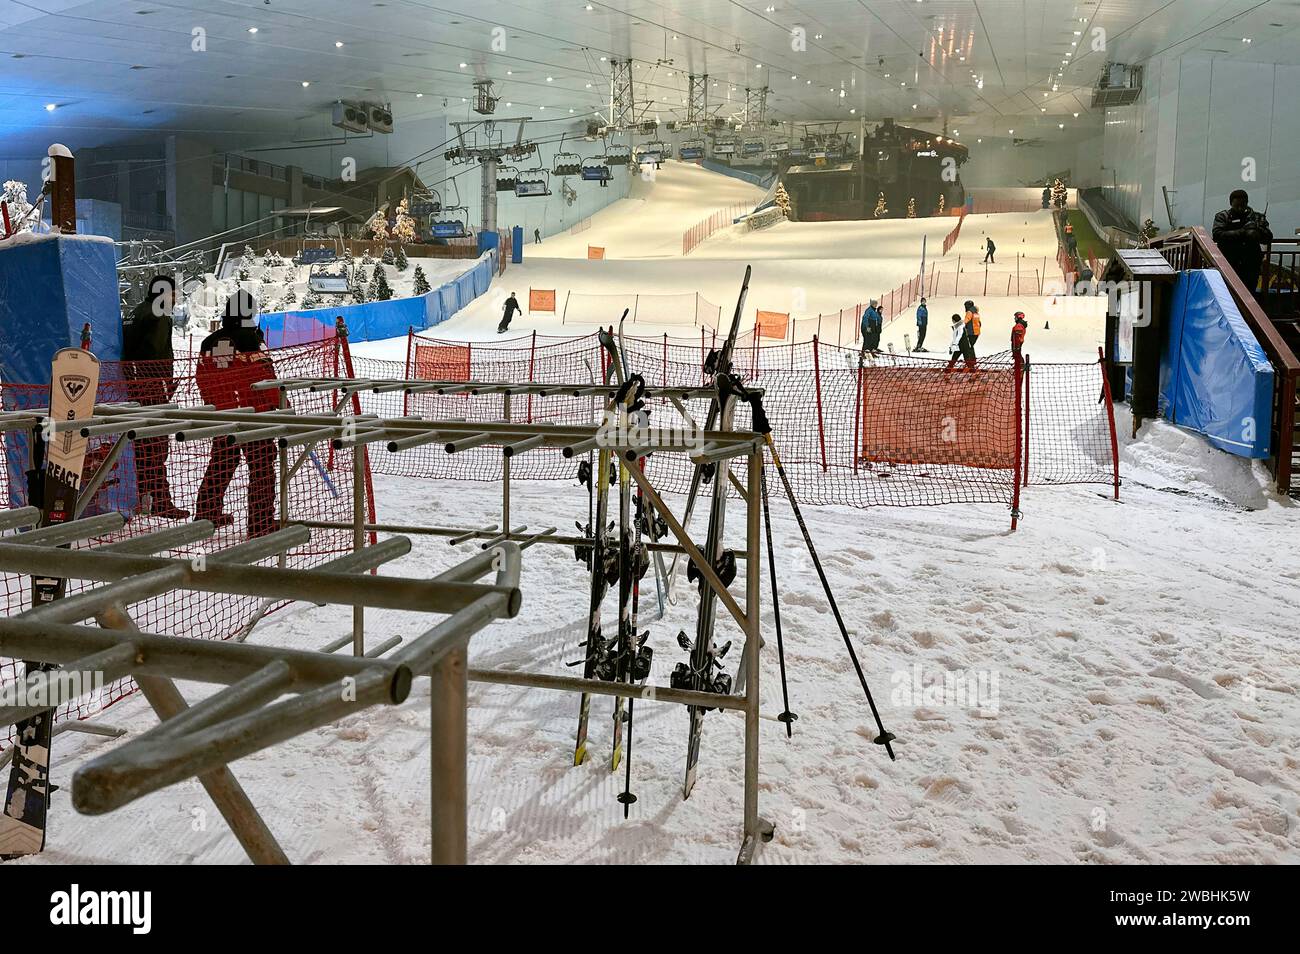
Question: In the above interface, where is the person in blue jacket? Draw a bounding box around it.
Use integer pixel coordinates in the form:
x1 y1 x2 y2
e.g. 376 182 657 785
914 297 929 351
860 298 883 354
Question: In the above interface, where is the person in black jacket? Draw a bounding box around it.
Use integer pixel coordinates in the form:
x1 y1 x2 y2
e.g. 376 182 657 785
121 275 188 519
1212 190 1273 294
983 237 995 264
498 291 523 334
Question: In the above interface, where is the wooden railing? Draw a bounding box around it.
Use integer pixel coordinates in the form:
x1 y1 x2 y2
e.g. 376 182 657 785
1151 227 1298 494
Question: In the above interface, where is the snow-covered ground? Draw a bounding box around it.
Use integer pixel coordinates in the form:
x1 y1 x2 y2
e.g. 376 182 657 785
18 422 1298 865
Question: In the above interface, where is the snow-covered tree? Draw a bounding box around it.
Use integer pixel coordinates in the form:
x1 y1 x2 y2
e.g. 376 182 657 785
937 193 946 215
907 197 916 218
349 271 367 304
369 266 392 301
366 206 389 243
392 197 416 246
412 264 431 296
1051 178 1068 209
300 291 321 309
1 180 35 234
381 245 395 266
281 286 297 306
394 245 408 271
873 192 888 218
773 182 791 218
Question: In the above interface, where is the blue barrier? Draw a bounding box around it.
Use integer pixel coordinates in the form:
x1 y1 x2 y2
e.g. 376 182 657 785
260 250 497 345
699 159 777 192
1158 269 1273 458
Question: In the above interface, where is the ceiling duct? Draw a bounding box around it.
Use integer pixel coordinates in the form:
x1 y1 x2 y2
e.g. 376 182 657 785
1092 63 1143 107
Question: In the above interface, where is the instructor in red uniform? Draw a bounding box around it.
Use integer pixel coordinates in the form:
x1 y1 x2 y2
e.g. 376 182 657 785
194 290 279 536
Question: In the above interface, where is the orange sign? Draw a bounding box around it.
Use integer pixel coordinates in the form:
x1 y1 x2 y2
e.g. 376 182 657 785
413 344 470 381
755 310 790 340
587 246 606 260
529 288 556 312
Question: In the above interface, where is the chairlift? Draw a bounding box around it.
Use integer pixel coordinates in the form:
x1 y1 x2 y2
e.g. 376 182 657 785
515 167 552 197
496 166 519 192
742 137 766 157
409 188 443 218
431 182 469 238
580 159 612 183
712 136 737 157
605 143 632 166
679 138 706 160
553 151 583 177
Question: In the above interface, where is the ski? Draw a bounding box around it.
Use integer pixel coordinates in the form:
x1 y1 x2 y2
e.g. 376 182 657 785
0 347 101 859
617 455 653 814
672 372 742 799
571 322 626 766
664 266 752 595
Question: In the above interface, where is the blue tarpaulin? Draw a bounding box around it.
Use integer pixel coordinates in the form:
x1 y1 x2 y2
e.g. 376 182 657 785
260 250 497 346
1159 269 1273 458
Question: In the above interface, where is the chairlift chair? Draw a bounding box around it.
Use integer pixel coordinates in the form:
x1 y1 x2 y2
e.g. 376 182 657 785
496 166 520 192
605 143 632 166
515 167 552 197
553 152 583 177
742 137 766 157
581 158 612 183
679 138 706 160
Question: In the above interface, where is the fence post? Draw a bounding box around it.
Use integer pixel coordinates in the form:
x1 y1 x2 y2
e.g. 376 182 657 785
852 353 863 474
403 326 414 417
813 336 828 472
526 330 537 422
338 320 378 547
1097 347 1120 500
663 333 668 386
1022 355 1031 486
1011 351 1023 532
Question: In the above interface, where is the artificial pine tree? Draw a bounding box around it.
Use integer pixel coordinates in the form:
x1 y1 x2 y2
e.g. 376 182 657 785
392 197 417 246
349 272 367 304
937 194 946 215
773 182 792 218
873 192 888 218
907 197 916 218
1 180 35 233
381 245 395 265
369 266 393 301
1051 178 1068 209
412 264 431 296
394 245 408 271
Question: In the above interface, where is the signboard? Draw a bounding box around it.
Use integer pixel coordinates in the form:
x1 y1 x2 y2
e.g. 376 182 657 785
587 246 606 260
299 247 337 265
755 310 790 340
713 141 736 156
432 220 466 238
581 165 611 181
515 180 550 197
308 275 350 294
529 288 557 312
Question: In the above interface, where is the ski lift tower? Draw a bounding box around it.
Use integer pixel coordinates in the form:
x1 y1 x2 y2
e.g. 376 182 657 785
744 87 769 127
447 116 534 239
686 74 709 126
609 58 636 130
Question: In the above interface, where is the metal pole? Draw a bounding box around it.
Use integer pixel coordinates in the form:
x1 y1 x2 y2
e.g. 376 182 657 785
741 449 763 852
353 443 366 656
502 392 512 537
429 644 468 865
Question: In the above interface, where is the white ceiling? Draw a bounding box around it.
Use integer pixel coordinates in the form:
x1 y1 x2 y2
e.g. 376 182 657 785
2 0 1299 155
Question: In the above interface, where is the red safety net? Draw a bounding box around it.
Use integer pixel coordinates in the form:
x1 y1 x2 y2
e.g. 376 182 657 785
1 337 373 744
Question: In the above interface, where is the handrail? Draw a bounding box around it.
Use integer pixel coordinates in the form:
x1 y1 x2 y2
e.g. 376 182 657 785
1150 226 1298 493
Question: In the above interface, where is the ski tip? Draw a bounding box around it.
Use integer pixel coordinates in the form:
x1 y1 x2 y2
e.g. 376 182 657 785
573 746 588 766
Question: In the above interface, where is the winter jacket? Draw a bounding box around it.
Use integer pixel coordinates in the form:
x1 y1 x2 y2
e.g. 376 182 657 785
964 309 981 337
1212 207 1272 289
986 239 995 252
916 304 928 327
197 291 277 412
949 322 967 355
502 296 521 319
122 294 175 365
861 306 883 338
1011 322 1027 352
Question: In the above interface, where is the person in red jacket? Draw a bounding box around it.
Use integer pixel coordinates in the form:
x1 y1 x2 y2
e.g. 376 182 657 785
194 290 279 536
1011 311 1028 354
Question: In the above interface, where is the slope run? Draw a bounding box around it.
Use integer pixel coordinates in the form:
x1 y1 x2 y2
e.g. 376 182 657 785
535 159 766 260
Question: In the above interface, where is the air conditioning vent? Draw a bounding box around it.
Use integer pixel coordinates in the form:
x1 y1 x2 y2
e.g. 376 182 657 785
1092 63 1143 107
332 102 370 134
368 104 394 133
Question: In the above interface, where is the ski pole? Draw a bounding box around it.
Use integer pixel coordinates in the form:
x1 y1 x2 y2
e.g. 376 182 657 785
761 463 797 737
732 377 897 760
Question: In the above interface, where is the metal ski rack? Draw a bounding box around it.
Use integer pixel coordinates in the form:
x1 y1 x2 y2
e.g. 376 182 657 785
0 502 522 865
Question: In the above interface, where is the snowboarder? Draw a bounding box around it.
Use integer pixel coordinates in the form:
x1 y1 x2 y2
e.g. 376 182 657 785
860 298 883 355
963 300 982 350
121 275 189 519
1011 311 1028 354
194 290 279 537
945 313 976 372
534 228 542 245
498 291 523 334
914 297 929 351
1212 189 1273 295
983 236 996 264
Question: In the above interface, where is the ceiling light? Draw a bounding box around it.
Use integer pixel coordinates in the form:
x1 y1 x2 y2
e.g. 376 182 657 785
1008 129 1014 134
756 63 763 69
1073 31 1082 36
569 108 574 113
1242 37 1252 44
459 62 467 68
416 93 423 97
585 3 593 8
1058 123 1064 128
953 130 959 135
506 101 512 106
977 138 982 143
44 103 56 111
814 33 822 39
301 81 310 87
883 72 890 77
600 56 607 61
1073 111 1079 117
247 26 258 34
585 82 591 88
1071 41 1077 47
1040 107 1046 112
912 103 917 109
791 75 797 80
335 41 344 48
850 108 856 114
546 76 553 82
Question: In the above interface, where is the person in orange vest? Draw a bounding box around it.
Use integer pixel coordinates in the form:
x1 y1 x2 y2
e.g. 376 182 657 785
962 300 982 350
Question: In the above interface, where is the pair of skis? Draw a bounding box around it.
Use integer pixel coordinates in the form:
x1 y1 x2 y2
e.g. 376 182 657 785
1 348 101 859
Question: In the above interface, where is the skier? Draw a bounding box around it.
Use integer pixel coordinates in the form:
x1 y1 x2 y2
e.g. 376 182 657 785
944 313 976 372
914 297 929 351
1011 311 1028 354
121 274 188 519
534 228 541 245
983 236 995 264
498 291 523 334
1212 189 1273 295
860 298 883 355
194 290 278 537
963 300 982 350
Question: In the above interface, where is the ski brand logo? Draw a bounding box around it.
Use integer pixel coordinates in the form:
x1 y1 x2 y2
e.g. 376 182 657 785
58 374 91 402
49 884 152 934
